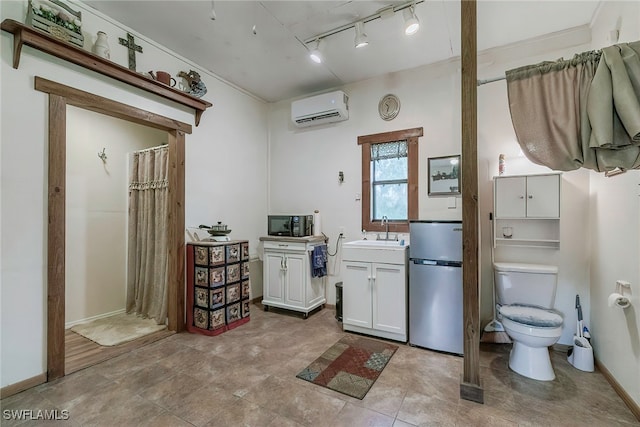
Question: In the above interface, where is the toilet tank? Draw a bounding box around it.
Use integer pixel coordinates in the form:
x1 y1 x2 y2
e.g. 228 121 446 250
493 262 559 308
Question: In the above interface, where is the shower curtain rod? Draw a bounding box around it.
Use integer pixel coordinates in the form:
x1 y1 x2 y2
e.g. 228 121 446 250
135 144 168 153
477 75 506 86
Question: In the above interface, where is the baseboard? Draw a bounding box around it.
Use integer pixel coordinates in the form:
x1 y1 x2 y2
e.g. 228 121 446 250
324 304 335 309
595 359 640 422
251 296 263 304
65 308 126 329
1 373 47 399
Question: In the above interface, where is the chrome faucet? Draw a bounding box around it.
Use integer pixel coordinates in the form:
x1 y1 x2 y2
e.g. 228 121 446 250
381 216 389 241
377 216 398 241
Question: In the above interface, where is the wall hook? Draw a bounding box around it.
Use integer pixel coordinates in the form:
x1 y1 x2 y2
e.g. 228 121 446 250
98 148 107 162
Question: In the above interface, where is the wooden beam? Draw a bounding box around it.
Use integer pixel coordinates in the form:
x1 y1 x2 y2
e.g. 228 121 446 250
167 130 186 332
35 77 192 134
47 94 66 381
460 0 483 404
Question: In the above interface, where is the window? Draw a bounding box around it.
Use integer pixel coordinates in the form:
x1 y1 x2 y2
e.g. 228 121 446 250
371 140 408 220
359 128 422 234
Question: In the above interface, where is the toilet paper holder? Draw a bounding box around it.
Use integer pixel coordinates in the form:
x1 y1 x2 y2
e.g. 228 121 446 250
608 280 632 309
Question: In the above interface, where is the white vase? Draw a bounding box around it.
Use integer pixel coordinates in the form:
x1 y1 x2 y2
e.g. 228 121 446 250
92 31 110 59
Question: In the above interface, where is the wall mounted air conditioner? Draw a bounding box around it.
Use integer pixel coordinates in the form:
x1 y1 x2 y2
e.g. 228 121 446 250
291 90 349 127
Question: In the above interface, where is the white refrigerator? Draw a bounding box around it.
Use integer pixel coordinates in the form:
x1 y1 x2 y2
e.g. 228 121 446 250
409 220 463 355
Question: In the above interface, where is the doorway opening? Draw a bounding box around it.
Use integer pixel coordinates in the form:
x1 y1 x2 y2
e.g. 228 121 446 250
36 76 190 380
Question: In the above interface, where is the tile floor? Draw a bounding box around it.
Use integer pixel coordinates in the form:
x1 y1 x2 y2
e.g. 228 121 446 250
2 304 638 426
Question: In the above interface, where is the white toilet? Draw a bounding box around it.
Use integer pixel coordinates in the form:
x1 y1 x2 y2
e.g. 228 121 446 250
493 262 564 381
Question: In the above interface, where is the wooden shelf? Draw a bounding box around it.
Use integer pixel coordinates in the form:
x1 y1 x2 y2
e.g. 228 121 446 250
1 19 212 126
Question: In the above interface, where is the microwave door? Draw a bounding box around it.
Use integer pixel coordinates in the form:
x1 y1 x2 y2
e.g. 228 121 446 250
269 217 291 236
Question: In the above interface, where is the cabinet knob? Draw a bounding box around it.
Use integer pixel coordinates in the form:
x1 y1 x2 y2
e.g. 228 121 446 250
519 195 524 199
528 195 533 199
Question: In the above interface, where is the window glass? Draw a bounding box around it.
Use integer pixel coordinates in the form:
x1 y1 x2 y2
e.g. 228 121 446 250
371 140 408 221
373 183 408 220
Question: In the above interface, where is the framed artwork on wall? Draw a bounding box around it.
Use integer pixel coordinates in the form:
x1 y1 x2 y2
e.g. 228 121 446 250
428 155 461 196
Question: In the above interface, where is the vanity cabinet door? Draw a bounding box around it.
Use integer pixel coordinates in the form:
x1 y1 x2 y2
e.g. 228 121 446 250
283 253 305 308
264 251 285 303
342 261 372 329
372 263 406 336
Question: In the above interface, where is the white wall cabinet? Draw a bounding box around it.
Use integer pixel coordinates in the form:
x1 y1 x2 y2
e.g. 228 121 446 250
341 248 408 342
494 173 561 248
261 237 326 318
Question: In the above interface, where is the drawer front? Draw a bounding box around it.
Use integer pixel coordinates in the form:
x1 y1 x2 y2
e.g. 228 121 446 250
263 241 308 252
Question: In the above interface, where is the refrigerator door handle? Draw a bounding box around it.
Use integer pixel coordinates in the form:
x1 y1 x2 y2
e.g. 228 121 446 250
412 259 437 265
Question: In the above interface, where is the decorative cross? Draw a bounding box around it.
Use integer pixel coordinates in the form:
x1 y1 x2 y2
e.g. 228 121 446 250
118 32 143 71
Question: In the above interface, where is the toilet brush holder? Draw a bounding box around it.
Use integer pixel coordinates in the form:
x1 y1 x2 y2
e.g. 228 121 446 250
567 336 594 372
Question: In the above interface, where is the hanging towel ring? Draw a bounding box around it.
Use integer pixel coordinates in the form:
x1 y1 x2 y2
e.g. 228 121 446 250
98 148 107 162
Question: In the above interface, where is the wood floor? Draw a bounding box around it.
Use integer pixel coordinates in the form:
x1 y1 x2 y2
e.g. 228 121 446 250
65 328 174 375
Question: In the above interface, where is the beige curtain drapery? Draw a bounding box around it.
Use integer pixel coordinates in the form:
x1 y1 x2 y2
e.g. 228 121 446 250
126 146 169 324
506 41 640 172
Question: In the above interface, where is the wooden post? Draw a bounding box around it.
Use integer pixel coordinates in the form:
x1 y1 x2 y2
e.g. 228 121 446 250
460 0 483 404
167 130 186 332
47 94 66 381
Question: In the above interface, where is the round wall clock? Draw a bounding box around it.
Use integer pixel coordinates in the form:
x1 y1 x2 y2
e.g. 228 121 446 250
378 94 400 121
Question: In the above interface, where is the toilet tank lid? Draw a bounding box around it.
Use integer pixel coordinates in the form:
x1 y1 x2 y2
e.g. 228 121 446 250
493 262 558 274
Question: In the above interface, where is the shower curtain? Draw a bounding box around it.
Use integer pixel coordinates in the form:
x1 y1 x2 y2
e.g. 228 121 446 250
126 146 169 324
505 41 640 172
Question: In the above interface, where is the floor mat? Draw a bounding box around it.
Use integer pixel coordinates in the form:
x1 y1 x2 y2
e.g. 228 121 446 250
70 312 167 346
296 334 398 399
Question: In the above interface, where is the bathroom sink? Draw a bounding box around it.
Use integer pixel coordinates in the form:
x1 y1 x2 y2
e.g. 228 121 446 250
342 239 408 264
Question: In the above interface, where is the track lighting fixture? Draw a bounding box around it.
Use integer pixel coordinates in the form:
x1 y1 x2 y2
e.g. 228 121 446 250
354 21 369 48
403 6 420 35
303 1 423 61
309 39 323 64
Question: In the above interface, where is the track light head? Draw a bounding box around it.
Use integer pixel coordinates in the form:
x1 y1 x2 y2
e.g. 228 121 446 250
403 6 419 35
309 39 323 64
354 21 369 48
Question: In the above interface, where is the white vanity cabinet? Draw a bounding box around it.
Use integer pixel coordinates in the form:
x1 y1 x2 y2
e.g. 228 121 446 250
494 173 561 248
261 237 326 318
341 244 408 342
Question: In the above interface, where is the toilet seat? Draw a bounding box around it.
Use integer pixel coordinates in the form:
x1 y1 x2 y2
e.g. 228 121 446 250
499 304 563 338
499 304 563 328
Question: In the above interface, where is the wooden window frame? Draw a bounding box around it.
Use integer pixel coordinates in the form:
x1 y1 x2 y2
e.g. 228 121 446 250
358 127 423 234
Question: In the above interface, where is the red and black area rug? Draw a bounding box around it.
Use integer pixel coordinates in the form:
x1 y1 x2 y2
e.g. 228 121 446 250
296 334 398 399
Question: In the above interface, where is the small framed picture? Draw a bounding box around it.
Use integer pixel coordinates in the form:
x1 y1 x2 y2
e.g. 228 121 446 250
428 155 461 196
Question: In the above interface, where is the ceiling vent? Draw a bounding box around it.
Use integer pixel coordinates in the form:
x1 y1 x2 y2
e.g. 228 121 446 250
291 90 349 127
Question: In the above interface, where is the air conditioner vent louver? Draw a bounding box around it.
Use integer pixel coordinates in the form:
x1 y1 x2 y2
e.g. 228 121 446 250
295 110 342 124
291 90 349 128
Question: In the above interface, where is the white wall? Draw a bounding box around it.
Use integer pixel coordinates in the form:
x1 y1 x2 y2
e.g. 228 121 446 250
1 0 268 388
588 0 640 408
267 31 593 339
65 106 167 326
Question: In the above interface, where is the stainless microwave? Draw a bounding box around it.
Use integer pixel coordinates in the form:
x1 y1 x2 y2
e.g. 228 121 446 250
268 215 313 237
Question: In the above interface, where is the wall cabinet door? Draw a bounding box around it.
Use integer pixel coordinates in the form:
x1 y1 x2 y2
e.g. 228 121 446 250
342 261 372 329
495 176 526 218
372 264 406 335
526 174 560 217
495 174 559 219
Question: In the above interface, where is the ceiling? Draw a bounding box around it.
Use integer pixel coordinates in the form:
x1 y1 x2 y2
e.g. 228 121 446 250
85 1 601 102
